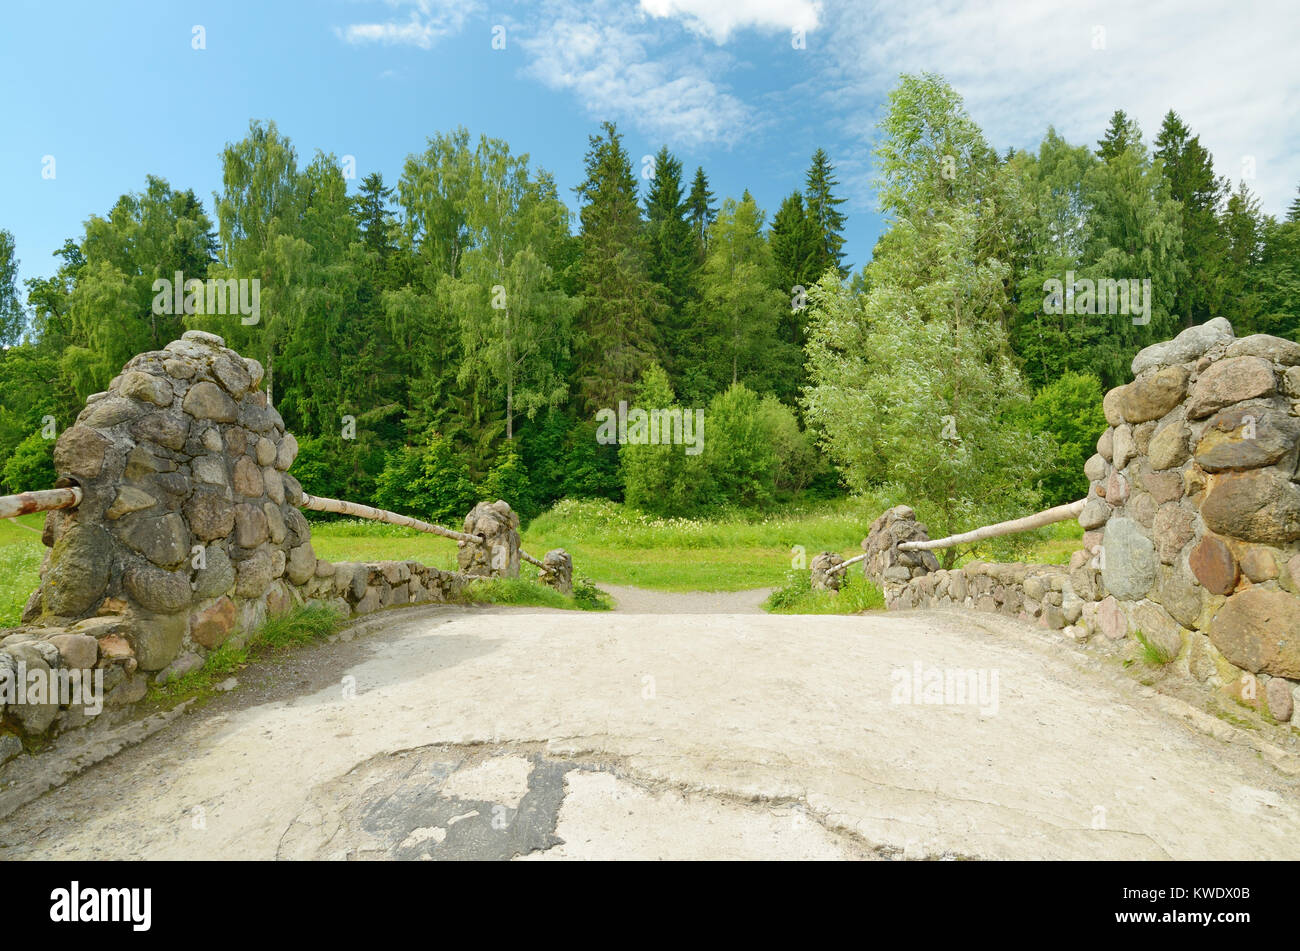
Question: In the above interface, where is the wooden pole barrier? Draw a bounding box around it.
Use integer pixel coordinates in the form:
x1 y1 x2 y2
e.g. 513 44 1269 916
299 493 484 546
520 549 554 574
824 551 869 575
896 499 1086 552
0 487 82 520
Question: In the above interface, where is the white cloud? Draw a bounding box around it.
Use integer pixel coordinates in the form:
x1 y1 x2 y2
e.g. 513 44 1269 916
817 0 1300 216
338 0 482 49
638 0 822 43
519 0 754 147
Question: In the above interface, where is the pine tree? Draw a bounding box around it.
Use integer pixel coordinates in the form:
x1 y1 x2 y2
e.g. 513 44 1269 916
353 172 397 257
768 191 821 346
1154 110 1227 326
686 166 717 252
1096 110 1140 161
572 121 663 410
643 146 700 385
803 148 848 278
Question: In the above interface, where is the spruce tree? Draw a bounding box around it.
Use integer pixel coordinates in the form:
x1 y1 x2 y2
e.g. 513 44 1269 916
572 121 662 410
644 146 700 385
803 148 848 278
1154 110 1227 326
686 166 717 252
1096 110 1140 161
768 190 821 345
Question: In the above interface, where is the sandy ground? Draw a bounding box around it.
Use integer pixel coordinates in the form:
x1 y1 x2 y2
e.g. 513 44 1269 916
2 589 1299 861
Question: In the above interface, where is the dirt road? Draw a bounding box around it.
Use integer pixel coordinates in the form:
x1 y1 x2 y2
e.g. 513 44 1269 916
3 590 1298 860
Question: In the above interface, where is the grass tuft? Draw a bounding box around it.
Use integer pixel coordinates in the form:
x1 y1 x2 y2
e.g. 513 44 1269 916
466 576 611 611
763 568 885 615
1132 629 1173 667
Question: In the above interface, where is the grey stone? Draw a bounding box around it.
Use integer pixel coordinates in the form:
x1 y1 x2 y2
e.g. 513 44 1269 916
1100 517 1157 601
286 544 317 585
193 545 235 599
1185 356 1276 419
192 453 229 486
130 411 188 450
1131 317 1234 375
43 524 112 616
154 651 204 686
125 610 187 671
234 503 270 549
182 381 238 422
106 486 157 520
118 512 189 568
1194 401 1300 472
1084 454 1108 482
235 549 275 599
118 370 174 407
1224 333 1300 366
53 426 112 479
124 564 192 614
1078 497 1112 530
1201 468 1300 544
185 488 235 542
1148 421 1189 470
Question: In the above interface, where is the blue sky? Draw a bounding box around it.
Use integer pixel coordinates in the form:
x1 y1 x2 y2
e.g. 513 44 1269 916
3 0 1298 296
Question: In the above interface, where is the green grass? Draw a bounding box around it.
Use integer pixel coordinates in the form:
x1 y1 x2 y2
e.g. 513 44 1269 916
466 576 612 611
1132 629 1174 667
0 498 1091 630
763 569 886 614
146 604 345 709
0 515 44 627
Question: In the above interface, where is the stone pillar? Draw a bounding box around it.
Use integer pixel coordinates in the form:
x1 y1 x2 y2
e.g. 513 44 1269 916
21 330 312 687
862 505 941 606
810 552 844 592
1077 318 1300 710
540 549 573 595
458 500 520 578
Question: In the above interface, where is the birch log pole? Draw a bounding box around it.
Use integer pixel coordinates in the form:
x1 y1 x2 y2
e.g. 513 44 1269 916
825 551 869 575
0 487 82 520
299 494 484 545
896 499 1086 552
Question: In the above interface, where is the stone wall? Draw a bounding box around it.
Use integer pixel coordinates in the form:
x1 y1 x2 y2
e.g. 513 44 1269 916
0 331 518 752
862 318 1300 727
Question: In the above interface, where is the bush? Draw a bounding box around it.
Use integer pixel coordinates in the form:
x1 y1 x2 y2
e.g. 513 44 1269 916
1025 371 1108 507
2 431 55 493
481 443 537 521
373 431 479 525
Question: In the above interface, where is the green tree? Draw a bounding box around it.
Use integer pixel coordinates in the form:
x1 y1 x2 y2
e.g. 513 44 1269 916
1024 372 1108 506
1154 110 1227 327
686 166 717 252
1096 110 1140 161
803 148 848 277
451 136 573 440
686 192 796 402
572 121 663 410
643 146 699 384
768 192 821 346
0 230 24 346
804 74 1048 558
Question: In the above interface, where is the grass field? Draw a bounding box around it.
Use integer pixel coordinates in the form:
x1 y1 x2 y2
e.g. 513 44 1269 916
0 498 1086 626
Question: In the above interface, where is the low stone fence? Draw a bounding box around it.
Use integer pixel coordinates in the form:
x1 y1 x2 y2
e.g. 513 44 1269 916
852 318 1300 729
0 331 569 762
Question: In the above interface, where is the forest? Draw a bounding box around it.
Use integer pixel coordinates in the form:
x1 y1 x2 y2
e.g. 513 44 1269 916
1 72 1297 541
